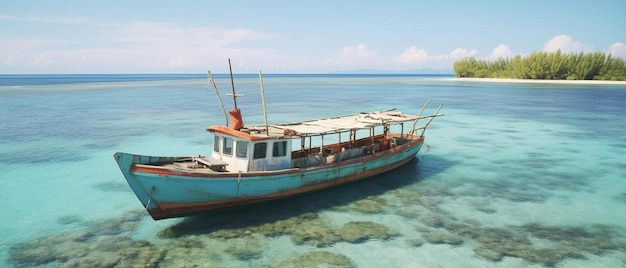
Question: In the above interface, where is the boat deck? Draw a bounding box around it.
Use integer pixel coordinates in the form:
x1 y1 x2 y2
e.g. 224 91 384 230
133 133 424 174
135 157 228 173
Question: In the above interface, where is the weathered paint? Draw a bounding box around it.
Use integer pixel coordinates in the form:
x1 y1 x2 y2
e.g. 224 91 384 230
207 125 267 141
113 138 423 220
210 134 292 172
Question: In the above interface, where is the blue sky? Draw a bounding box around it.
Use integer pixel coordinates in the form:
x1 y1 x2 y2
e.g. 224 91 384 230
1 0 625 74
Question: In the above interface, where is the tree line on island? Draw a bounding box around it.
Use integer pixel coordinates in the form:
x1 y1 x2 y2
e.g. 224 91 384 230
453 50 626 81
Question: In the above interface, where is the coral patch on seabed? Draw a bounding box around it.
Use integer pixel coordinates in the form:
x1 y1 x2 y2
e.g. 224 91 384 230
158 238 226 267
223 237 264 260
390 178 626 267
465 222 623 266
420 229 464 245
271 251 356 268
159 211 399 249
338 221 399 243
406 237 425 247
8 211 164 267
413 207 626 267
56 215 85 225
352 196 389 213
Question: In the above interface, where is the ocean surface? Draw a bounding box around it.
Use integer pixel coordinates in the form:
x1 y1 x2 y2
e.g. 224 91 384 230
1 74 625 267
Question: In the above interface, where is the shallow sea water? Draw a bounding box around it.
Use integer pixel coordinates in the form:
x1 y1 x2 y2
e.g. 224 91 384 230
1 74 625 267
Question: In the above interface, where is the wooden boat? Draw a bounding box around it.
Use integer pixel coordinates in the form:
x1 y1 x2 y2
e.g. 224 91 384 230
114 63 443 220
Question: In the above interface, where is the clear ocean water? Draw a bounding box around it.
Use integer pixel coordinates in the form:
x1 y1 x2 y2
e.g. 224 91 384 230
1 74 625 267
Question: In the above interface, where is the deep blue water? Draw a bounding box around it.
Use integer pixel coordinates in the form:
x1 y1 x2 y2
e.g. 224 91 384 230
0 73 452 86
0 74 205 86
1 74 625 267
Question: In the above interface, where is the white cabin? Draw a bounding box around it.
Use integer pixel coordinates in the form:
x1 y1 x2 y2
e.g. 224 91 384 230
211 133 291 172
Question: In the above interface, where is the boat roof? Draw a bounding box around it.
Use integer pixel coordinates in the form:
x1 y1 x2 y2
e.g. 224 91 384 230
208 108 442 139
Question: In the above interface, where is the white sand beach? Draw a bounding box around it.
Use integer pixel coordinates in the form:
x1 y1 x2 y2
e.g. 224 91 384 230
449 77 626 85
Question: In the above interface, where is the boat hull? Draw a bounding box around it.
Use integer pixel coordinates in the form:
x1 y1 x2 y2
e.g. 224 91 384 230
114 140 423 220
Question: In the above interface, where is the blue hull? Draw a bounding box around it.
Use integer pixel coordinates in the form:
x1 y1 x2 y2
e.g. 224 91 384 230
114 141 423 219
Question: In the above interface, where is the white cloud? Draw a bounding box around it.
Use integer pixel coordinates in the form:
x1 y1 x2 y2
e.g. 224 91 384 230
115 21 270 49
106 21 279 71
393 46 428 65
488 44 512 59
392 47 477 70
449 48 478 59
323 44 386 69
542 35 593 53
5 55 15 66
152 56 194 68
0 21 294 73
321 45 480 71
608 42 626 57
0 37 66 70
0 14 85 23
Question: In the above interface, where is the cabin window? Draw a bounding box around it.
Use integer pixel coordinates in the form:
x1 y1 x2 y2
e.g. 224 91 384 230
236 141 248 158
213 136 220 152
253 143 267 159
273 141 287 157
223 137 233 156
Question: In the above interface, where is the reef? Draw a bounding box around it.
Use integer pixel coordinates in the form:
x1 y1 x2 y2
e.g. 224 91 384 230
406 237 424 247
8 211 164 267
223 236 264 260
158 238 226 267
159 211 399 248
352 196 389 213
331 195 389 214
338 221 399 243
429 212 624 266
394 181 626 267
8 176 626 267
9 231 163 268
288 216 342 247
56 214 85 225
270 251 356 268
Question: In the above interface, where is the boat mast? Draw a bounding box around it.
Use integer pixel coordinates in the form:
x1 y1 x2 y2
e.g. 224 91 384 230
226 59 245 130
228 58 238 110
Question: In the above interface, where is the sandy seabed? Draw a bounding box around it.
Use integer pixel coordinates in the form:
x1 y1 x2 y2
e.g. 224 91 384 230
449 77 626 85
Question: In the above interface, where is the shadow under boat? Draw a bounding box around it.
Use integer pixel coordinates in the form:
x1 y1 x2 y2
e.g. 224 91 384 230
158 154 455 237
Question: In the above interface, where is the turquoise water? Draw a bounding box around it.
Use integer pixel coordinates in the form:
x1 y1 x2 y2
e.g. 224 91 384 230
1 75 625 267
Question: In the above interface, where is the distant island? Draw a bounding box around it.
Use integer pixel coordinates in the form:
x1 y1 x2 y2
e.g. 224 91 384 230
453 50 626 81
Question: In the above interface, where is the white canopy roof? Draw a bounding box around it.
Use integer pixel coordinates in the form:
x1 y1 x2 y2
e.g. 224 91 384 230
244 108 439 138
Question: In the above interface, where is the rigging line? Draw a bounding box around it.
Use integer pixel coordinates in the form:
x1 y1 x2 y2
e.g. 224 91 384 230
127 186 155 238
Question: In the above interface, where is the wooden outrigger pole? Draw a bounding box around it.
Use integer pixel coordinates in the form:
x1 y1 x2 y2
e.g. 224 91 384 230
420 103 444 136
409 102 444 135
207 70 229 127
259 70 270 135
411 99 430 133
